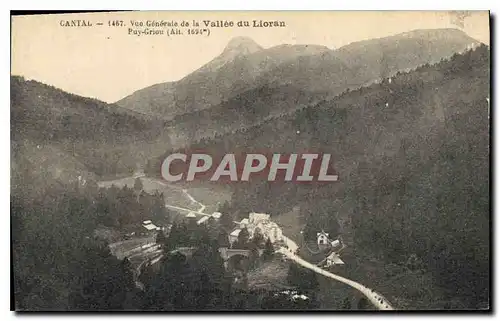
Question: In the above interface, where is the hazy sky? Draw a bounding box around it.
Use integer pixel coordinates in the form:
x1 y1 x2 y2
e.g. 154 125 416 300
11 11 489 103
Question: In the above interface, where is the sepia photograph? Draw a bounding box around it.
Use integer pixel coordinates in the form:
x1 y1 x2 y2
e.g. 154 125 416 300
10 10 490 311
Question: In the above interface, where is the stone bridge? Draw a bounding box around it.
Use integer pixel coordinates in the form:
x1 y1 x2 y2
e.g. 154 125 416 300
219 247 258 261
171 246 259 262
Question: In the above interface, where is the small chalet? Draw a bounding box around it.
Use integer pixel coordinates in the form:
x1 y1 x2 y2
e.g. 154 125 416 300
330 237 346 253
229 229 242 245
142 220 160 235
197 216 210 225
317 231 329 245
325 252 345 267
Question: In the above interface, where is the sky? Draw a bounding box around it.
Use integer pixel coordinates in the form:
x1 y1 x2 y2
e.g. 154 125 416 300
11 11 489 103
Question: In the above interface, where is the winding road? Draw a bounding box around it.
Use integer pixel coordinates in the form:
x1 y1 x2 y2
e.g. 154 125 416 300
276 247 394 310
161 196 395 310
104 173 395 310
134 172 208 214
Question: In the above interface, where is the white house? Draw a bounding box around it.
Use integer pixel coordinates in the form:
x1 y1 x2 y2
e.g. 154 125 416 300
325 252 345 267
228 215 282 245
249 213 270 224
331 239 341 249
230 212 284 244
240 218 249 228
143 223 158 231
229 229 242 245
317 231 329 245
197 216 210 225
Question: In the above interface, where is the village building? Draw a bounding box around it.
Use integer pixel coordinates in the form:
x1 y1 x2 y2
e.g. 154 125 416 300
331 239 341 250
143 223 157 231
249 213 270 224
141 220 160 236
325 252 345 267
185 211 198 229
240 218 249 229
197 216 210 225
228 212 283 245
229 229 242 245
317 231 329 245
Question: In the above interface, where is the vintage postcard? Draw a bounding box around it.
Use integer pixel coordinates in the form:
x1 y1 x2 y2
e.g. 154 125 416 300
11 11 490 311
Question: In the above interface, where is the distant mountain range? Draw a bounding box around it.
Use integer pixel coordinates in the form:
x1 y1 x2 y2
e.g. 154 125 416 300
117 28 480 121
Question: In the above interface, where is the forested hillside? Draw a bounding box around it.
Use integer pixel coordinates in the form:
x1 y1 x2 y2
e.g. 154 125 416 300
11 76 169 179
148 45 490 308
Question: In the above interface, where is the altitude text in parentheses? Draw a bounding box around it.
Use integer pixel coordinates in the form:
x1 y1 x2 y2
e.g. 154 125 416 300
166 29 183 36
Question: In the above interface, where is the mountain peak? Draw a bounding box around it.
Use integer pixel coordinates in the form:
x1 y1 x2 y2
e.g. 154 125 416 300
223 36 263 55
195 37 264 73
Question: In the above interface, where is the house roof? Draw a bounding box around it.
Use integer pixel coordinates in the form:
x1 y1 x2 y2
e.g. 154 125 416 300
143 223 158 231
240 218 249 225
186 212 197 218
143 220 152 224
317 231 329 237
230 229 242 237
249 213 270 222
197 216 209 225
331 239 341 248
327 253 345 265
211 212 222 219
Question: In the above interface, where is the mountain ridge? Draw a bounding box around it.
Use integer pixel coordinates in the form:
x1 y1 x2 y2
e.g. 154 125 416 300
116 28 479 120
